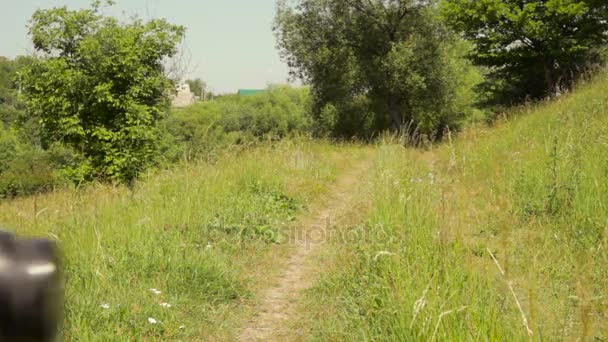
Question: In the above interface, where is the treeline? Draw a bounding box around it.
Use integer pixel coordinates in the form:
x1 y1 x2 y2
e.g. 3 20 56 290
2 0 608 198
163 85 311 162
0 53 310 197
274 0 608 137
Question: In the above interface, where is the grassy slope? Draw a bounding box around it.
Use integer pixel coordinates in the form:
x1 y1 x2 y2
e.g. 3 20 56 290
0 139 367 340
304 75 608 340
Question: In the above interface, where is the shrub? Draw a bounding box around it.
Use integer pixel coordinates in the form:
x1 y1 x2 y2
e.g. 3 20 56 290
163 85 312 161
0 147 60 198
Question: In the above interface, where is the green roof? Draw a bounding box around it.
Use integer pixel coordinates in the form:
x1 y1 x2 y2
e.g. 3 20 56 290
238 89 266 96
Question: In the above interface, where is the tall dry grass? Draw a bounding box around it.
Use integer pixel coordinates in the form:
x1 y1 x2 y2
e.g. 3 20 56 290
0 138 366 340
303 73 608 340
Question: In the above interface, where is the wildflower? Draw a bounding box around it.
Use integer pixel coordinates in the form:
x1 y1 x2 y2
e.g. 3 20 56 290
148 317 158 324
179 325 186 330
206 242 212 249
100 303 110 309
160 302 172 308
149 288 162 295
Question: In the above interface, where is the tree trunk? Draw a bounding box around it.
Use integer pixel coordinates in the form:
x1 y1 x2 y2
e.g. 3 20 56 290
388 97 402 131
544 61 555 96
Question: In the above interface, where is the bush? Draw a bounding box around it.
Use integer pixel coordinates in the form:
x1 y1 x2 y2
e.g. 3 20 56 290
0 147 60 198
0 128 18 173
0 127 85 198
0 85 313 198
162 85 312 161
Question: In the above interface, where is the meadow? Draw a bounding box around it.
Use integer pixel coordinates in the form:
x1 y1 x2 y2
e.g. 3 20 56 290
0 139 366 340
300 74 608 340
1 70 607 342
1 0 607 340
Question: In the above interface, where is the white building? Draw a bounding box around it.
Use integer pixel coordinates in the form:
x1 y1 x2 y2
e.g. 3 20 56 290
171 83 196 108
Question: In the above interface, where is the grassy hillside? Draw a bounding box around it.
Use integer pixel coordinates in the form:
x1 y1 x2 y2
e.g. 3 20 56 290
0 139 367 340
303 74 608 340
1 73 607 340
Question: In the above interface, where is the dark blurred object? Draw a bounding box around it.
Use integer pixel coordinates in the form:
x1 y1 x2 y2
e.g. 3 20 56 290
0 231 63 342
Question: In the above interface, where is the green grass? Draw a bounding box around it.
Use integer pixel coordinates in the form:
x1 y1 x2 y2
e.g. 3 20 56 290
0 138 365 340
302 74 608 340
2 74 608 340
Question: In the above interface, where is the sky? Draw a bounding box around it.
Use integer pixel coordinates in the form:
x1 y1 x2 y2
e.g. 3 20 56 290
0 0 295 94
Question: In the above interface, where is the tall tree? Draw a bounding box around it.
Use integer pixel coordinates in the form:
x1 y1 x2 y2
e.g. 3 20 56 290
0 56 34 129
275 0 473 139
20 2 185 182
443 0 608 102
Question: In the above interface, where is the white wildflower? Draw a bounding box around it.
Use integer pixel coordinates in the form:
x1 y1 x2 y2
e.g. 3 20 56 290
148 317 158 324
160 302 172 308
149 288 162 295
100 303 110 309
179 325 186 330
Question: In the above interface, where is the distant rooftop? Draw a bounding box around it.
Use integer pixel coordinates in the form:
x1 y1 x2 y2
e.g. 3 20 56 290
238 89 266 96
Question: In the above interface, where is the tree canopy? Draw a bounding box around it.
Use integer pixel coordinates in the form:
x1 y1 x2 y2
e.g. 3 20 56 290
0 57 33 128
20 2 185 182
443 0 608 102
274 0 478 140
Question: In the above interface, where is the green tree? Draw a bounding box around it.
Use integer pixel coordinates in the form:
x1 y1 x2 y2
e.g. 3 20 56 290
443 0 608 103
20 2 185 182
0 56 34 128
274 0 475 140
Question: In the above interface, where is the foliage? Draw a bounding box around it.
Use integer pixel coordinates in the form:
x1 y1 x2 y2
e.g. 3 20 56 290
163 85 311 161
0 56 34 129
274 0 480 140
304 73 608 340
0 127 18 173
19 3 185 183
442 0 608 103
0 140 356 339
0 125 87 198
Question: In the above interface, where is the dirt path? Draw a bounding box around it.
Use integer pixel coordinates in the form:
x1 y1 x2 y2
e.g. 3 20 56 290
238 156 372 341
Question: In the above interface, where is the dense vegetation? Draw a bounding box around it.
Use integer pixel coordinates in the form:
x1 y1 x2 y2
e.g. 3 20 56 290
0 54 312 198
0 140 368 339
1 1 608 340
443 0 608 104
22 3 185 183
162 85 311 162
303 72 608 341
2 0 606 197
274 0 482 139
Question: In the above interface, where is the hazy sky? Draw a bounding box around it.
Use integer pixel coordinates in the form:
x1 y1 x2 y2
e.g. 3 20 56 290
0 0 295 93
